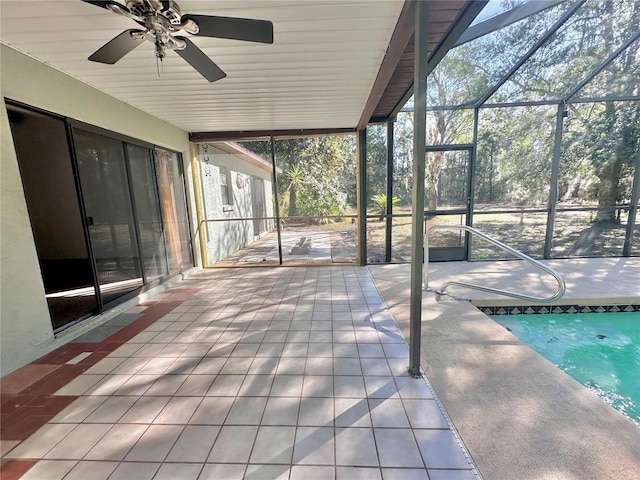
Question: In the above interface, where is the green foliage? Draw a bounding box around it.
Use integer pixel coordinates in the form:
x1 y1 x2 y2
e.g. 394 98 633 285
370 193 399 221
242 136 356 221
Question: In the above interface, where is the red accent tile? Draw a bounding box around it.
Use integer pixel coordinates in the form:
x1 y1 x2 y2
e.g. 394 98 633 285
1 414 55 441
21 364 88 396
0 365 61 395
0 395 36 416
106 302 182 343
0 460 38 480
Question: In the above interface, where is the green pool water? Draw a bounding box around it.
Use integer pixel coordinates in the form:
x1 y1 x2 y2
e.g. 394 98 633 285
491 311 640 426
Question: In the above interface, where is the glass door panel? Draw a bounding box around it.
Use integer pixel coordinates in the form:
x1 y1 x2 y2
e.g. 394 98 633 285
74 131 143 304
127 144 168 281
7 105 98 330
155 148 193 272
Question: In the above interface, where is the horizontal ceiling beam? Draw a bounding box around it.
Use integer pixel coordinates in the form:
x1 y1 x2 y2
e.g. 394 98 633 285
190 128 355 142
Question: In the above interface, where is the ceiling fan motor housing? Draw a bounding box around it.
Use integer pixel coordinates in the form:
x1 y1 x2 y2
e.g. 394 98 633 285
126 0 183 24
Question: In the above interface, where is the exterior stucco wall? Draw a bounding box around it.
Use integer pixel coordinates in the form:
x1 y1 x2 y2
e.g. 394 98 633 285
195 145 275 264
0 45 194 375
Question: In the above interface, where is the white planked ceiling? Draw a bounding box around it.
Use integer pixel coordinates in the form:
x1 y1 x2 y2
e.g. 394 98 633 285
0 0 405 133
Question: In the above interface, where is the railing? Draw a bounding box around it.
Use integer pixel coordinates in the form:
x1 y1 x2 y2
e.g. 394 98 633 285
423 224 566 303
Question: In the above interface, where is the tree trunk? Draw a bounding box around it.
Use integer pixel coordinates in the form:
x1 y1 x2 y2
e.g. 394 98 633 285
288 185 298 216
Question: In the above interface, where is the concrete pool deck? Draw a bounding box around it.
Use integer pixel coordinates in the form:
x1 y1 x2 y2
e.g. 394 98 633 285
369 258 640 480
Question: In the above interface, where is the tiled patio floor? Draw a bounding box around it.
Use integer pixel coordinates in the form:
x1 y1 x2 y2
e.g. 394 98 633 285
1 267 477 480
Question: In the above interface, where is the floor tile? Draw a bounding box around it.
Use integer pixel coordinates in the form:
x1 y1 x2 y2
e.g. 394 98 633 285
165 425 220 462
54 374 104 396
374 428 424 468
0 440 20 457
199 463 245 480
365 376 400 399
84 396 137 423
381 468 429 480
4 423 76 459
154 462 203 480
62 460 118 480
173 374 215 396
44 423 112 460
336 466 383 480
1 267 480 480
298 397 334 426
414 429 472 469
427 470 476 480
207 425 258 463
220 356 253 375
394 377 433 399
84 423 148 460
277 357 307 375
153 396 202 424
250 426 296 464
49 396 107 423
83 357 126 375
238 374 274 396
108 461 160 480
302 375 333 397
144 374 188 396
333 358 362 375
190 397 234 425
206 375 245 397
191 357 226 375
335 427 378 466
85 374 133 396
245 464 290 480
1 365 61 395
290 465 335 479
382 343 410 358
226 396 268 424
124 424 183 461
402 399 449 429
333 376 366 398
333 343 359 357
270 375 304 397
248 358 279 374
119 396 169 423
113 374 157 396
369 398 410 428
19 460 77 480
305 357 333 375
361 358 393 376
292 426 334 465
261 397 300 426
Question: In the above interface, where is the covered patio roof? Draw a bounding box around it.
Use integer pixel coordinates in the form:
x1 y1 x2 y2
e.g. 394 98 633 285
0 0 483 137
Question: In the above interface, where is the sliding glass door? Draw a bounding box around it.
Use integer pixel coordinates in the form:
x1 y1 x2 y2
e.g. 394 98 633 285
74 131 144 304
127 144 169 281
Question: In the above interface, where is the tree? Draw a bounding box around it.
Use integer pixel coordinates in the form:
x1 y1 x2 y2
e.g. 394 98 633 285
240 135 356 221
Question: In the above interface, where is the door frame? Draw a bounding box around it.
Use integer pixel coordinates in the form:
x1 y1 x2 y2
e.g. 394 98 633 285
424 143 474 261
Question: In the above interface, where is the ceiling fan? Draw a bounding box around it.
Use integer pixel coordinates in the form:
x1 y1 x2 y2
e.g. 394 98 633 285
82 0 273 82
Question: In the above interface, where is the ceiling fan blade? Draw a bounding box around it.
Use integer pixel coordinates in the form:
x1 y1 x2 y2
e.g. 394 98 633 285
174 36 226 83
81 0 126 11
182 15 274 44
89 30 146 64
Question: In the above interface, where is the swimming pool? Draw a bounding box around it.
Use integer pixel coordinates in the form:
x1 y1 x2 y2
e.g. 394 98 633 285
491 311 640 426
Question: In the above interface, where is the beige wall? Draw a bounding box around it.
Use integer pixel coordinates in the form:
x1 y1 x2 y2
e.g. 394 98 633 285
195 144 276 264
0 45 196 375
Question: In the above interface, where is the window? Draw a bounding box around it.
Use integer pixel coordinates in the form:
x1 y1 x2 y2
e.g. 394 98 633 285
220 167 232 206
